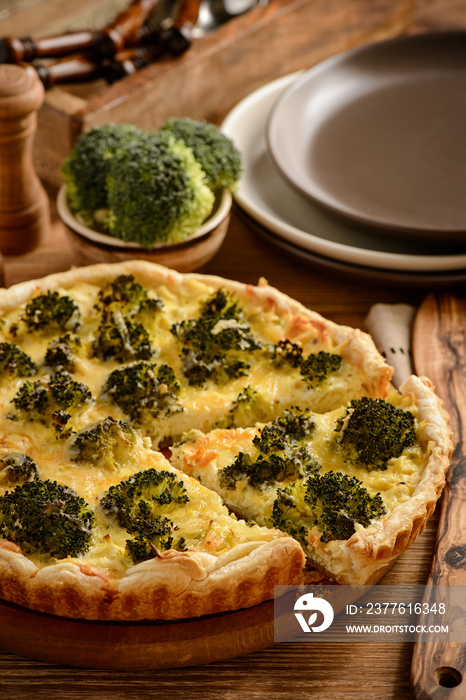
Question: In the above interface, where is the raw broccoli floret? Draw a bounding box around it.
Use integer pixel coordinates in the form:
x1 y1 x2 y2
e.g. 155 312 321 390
334 396 417 471
219 409 318 490
0 479 94 558
271 472 387 544
100 468 189 562
102 361 182 427
22 291 81 333
171 288 260 386
97 274 163 320
0 452 39 486
160 117 242 191
0 342 36 377
105 131 214 248
92 313 153 362
69 417 136 469
61 123 142 223
44 334 82 372
300 351 343 388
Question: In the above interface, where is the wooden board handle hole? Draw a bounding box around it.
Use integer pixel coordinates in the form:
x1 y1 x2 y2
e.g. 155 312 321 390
435 666 463 689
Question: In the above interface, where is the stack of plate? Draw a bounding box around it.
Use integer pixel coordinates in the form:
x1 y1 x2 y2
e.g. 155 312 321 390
221 32 466 286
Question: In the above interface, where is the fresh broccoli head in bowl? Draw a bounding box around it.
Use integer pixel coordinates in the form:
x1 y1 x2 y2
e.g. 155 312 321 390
105 131 215 248
59 119 240 254
61 123 141 225
160 117 242 191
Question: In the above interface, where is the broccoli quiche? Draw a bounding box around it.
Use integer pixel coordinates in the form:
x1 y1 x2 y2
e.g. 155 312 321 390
0 260 452 620
171 376 452 585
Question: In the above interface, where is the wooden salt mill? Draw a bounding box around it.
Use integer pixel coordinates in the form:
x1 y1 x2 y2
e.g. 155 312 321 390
0 63 49 254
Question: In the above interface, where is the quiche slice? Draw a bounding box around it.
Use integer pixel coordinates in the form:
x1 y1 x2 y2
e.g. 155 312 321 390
170 375 452 586
0 425 304 620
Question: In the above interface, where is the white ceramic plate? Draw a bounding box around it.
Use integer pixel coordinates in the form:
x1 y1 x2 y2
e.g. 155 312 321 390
221 73 466 273
266 32 466 240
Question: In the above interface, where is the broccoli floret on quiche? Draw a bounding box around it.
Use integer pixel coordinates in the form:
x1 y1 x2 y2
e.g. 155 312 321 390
100 468 189 562
0 479 94 558
171 288 261 386
44 334 82 372
22 291 81 333
0 452 39 487
271 472 387 544
219 408 319 490
8 371 92 438
0 342 37 378
69 417 137 469
334 396 417 471
101 361 182 428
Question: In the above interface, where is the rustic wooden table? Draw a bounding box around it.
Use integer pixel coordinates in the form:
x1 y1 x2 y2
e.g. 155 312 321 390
0 0 464 698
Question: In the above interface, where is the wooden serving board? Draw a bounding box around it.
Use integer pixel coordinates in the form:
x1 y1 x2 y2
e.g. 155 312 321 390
0 571 340 670
411 293 466 700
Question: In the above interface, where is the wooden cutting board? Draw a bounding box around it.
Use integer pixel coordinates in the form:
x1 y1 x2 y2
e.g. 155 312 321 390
0 570 341 669
411 293 466 700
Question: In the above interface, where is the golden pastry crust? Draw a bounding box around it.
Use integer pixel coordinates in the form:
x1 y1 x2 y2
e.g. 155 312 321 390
171 376 452 586
0 260 439 621
0 534 305 620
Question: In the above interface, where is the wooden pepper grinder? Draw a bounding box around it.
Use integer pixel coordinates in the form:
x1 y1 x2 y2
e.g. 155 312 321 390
0 63 49 254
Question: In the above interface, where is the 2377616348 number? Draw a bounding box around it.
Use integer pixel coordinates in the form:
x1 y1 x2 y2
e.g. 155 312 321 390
357 602 446 615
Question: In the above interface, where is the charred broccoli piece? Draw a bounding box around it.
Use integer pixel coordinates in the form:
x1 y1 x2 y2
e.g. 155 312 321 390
300 351 343 388
171 288 260 386
0 479 94 558
69 417 136 469
0 452 39 486
334 396 417 471
22 291 80 333
92 276 162 363
272 339 303 368
92 313 153 362
102 361 182 427
100 468 189 562
97 274 162 319
219 409 318 490
0 342 36 377
270 340 342 388
271 472 387 544
44 334 82 372
160 117 242 191
9 371 92 435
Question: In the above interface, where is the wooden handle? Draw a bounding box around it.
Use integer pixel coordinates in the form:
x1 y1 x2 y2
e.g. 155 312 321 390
0 64 49 254
410 293 466 699
0 0 160 63
105 43 165 83
34 56 104 88
0 32 98 63
95 0 161 56
163 0 202 55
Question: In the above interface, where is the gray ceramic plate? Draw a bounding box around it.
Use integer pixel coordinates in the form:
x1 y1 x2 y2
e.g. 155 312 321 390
267 31 466 241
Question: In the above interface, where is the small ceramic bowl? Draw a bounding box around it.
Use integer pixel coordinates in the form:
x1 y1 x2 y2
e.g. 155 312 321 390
57 185 232 272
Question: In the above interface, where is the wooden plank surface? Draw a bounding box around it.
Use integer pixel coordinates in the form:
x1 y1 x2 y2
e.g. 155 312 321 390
0 0 463 698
